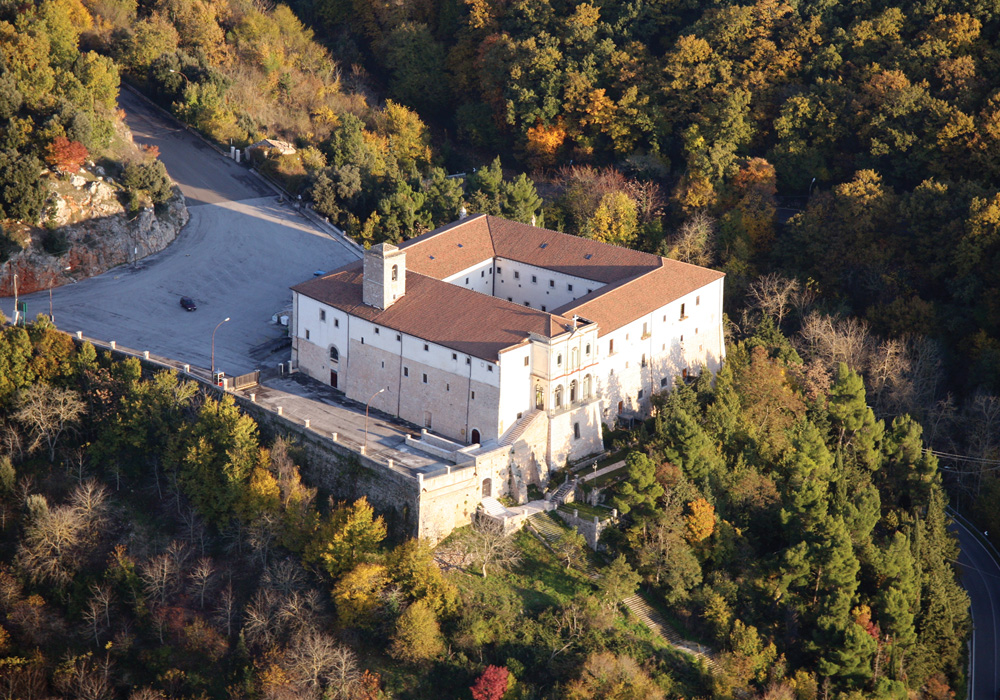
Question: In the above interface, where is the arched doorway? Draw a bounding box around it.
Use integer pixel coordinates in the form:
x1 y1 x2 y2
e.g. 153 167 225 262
471 428 481 444
482 478 492 497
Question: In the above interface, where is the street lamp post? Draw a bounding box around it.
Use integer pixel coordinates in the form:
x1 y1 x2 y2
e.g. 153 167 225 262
363 387 387 456
211 317 230 382
168 69 190 84
11 273 17 325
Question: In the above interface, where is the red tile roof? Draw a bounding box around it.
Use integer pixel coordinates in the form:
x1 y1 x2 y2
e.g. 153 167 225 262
293 215 724 355
292 262 575 361
554 261 724 336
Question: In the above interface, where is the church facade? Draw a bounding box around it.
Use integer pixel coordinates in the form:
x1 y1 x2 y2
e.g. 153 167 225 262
290 214 725 481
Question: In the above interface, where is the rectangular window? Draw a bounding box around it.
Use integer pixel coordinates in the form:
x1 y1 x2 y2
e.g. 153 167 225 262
574 422 581 439
424 343 429 351
422 373 428 383
680 303 686 319
374 327 380 334
541 305 546 311
404 367 409 377
335 318 339 328
381 361 385 369
568 284 573 291
446 383 450 391
465 277 469 284
524 356 529 366
642 322 649 338
661 377 668 387
481 270 485 277
396 334 401 341
638 390 644 399
452 352 458 360
488 365 493 372
696 295 701 305
507 297 513 302
524 301 530 307
466 357 471 364
532 275 537 283
471 391 476 399
497 266 502 273
549 279 554 287
609 339 615 354
514 271 520 279
305 329 310 340
319 309 326 321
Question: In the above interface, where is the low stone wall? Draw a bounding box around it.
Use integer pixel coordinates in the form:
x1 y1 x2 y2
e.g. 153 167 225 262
555 506 617 550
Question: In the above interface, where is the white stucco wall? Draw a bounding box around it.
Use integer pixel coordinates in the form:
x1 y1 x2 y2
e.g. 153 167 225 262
494 258 600 311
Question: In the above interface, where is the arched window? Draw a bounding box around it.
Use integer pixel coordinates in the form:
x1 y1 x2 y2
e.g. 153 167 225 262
583 374 592 399
391 264 398 281
570 347 579 369
535 385 544 409
329 346 339 362
554 385 563 408
570 380 577 403
585 343 591 356
557 353 563 367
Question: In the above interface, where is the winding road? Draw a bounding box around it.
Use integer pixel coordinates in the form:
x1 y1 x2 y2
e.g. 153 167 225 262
951 509 1000 699
18 88 360 376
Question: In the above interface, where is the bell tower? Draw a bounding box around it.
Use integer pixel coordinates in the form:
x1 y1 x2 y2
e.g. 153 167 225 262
362 243 406 309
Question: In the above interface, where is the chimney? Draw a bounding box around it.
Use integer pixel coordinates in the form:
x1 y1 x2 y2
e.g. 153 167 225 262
362 243 406 309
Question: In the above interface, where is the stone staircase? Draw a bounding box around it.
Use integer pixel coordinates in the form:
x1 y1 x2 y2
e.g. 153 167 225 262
480 497 511 518
623 594 718 671
526 512 598 579
499 409 543 446
550 479 576 505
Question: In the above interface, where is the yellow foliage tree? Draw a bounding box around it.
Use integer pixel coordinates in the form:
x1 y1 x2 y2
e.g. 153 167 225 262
525 121 566 168
333 562 389 629
583 191 638 247
685 498 716 543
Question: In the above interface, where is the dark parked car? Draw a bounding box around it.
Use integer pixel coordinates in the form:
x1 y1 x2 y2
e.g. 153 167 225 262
180 296 197 311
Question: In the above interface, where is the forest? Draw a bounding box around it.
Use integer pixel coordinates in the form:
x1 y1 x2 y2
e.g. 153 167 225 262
0 305 970 699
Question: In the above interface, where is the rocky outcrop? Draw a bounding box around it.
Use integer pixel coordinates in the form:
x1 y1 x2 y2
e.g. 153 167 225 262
0 188 189 296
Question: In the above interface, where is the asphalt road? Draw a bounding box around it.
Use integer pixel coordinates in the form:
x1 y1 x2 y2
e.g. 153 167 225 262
117 88 272 206
952 512 1000 700
17 90 360 376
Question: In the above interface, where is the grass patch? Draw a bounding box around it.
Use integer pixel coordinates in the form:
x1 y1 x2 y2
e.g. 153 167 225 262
558 502 614 521
448 528 595 612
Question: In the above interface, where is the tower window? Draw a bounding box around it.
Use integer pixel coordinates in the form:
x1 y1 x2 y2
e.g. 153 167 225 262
391 264 398 281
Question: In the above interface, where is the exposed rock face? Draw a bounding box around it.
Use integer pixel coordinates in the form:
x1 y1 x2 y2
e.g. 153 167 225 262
0 191 189 296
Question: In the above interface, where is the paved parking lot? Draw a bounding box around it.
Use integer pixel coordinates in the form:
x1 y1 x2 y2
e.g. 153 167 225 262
18 91 360 376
